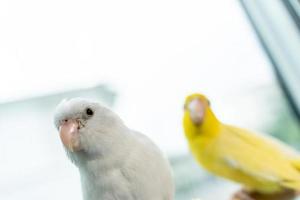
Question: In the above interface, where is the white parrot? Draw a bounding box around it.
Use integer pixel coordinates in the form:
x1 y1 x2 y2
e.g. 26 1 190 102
53 98 174 200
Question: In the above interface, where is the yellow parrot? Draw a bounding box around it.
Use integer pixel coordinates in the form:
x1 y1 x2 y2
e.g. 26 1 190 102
183 93 300 200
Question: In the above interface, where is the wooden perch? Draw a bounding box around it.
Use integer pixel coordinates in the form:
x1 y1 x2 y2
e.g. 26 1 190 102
231 188 298 200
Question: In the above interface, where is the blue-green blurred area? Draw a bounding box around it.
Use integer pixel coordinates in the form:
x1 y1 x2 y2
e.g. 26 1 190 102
0 0 300 200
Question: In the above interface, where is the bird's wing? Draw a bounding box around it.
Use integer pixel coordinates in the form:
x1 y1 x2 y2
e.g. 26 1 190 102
218 125 300 185
225 125 300 158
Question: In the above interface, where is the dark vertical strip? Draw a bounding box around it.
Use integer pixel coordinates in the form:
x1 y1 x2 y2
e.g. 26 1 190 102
281 0 300 31
238 0 300 122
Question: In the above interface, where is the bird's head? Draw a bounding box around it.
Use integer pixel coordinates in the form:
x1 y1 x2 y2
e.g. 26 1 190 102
183 93 211 126
54 98 124 159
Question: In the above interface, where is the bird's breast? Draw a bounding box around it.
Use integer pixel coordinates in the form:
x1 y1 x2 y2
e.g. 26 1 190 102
189 136 220 169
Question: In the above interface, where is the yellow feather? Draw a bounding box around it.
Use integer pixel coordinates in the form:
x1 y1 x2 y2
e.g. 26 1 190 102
183 93 300 194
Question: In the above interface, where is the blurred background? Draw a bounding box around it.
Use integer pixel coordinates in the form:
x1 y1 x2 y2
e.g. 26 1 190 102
0 0 300 199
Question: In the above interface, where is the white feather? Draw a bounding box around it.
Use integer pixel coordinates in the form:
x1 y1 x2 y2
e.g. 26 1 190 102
54 98 174 200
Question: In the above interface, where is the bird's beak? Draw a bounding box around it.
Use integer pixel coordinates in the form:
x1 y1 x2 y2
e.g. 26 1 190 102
188 99 205 125
59 119 82 152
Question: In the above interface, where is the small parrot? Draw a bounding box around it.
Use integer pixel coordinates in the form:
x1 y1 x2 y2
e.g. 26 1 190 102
183 93 300 200
54 98 174 200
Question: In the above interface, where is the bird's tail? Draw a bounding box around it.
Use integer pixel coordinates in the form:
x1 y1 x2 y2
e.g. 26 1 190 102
291 158 300 171
281 179 300 191
279 159 300 192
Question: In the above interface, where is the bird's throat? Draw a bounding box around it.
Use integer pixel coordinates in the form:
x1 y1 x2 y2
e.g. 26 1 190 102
184 108 220 140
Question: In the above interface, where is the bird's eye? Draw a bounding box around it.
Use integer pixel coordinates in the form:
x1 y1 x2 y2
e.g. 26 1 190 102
86 108 94 116
207 100 211 106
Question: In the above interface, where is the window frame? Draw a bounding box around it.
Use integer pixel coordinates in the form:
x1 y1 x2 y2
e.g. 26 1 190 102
239 0 300 122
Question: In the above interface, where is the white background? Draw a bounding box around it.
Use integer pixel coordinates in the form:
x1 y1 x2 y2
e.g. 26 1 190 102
0 0 276 199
